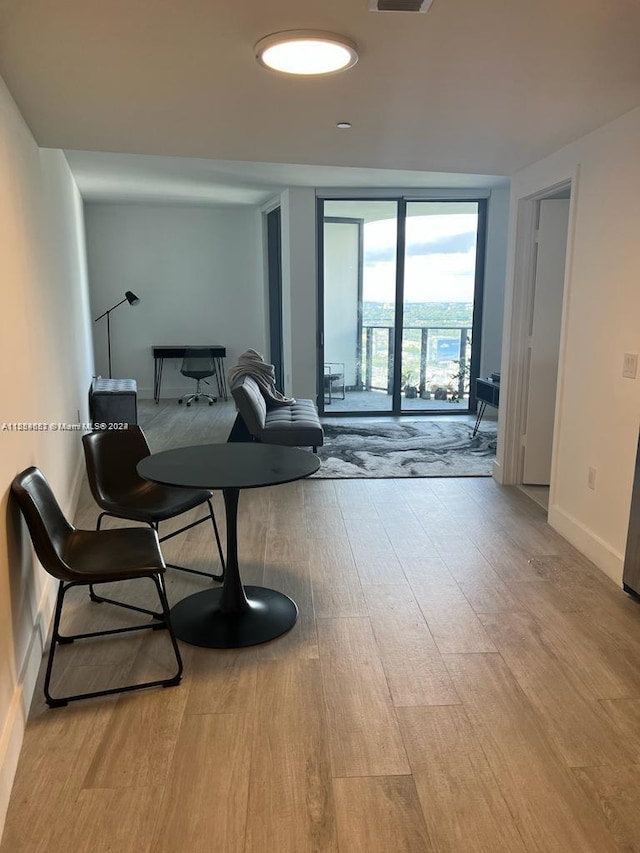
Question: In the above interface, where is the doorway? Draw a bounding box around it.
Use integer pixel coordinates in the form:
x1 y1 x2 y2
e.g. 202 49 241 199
521 196 570 487
499 180 573 508
318 198 487 416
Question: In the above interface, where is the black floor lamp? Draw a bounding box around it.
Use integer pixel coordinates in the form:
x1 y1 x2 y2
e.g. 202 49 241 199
94 291 140 378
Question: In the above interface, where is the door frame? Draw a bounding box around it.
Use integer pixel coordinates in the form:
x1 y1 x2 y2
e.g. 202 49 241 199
266 206 284 390
317 196 487 417
321 216 365 406
496 176 577 499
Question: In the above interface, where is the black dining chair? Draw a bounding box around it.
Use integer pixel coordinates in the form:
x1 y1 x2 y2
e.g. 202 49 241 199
11 467 183 708
82 426 225 582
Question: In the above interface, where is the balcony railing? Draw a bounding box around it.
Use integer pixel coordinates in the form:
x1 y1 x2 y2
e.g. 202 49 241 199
361 325 470 399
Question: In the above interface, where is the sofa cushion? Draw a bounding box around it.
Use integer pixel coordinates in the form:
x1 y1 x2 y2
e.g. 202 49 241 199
230 375 323 448
231 376 267 435
264 400 324 448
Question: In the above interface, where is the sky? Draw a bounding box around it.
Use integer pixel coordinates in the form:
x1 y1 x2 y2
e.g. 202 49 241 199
363 213 478 303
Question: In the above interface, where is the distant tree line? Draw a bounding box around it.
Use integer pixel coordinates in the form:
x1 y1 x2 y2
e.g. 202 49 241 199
362 302 473 327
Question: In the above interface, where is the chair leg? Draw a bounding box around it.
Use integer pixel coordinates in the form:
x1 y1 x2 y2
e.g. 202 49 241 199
93 509 225 584
158 504 225 583
89 512 109 602
44 582 68 707
208 497 225 580
154 573 183 685
44 576 183 708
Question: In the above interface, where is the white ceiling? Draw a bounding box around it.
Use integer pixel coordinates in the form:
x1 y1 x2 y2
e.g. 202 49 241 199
64 150 508 206
2 0 639 202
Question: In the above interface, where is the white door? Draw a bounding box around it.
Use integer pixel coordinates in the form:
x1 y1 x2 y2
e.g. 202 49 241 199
522 198 570 485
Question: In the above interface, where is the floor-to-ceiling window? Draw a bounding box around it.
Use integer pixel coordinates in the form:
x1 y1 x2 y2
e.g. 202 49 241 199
318 197 486 416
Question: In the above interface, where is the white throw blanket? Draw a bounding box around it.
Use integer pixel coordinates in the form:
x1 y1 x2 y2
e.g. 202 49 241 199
228 349 295 406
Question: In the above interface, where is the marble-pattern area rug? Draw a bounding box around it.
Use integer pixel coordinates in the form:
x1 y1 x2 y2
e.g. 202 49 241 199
313 420 497 478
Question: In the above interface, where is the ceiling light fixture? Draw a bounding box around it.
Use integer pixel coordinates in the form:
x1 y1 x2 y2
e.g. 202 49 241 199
336 122 352 129
255 30 358 76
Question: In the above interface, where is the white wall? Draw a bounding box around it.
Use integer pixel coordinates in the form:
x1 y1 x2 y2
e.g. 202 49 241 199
84 204 265 398
0 79 93 833
498 105 640 583
323 221 360 387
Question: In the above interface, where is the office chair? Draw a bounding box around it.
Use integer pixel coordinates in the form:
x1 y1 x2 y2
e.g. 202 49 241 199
82 426 225 582
11 467 183 708
178 347 217 406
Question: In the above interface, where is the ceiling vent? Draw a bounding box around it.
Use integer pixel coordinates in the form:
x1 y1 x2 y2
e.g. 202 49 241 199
369 0 433 11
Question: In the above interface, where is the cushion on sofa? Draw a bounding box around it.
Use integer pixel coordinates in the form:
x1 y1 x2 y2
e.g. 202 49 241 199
231 375 267 435
264 400 324 448
230 375 323 449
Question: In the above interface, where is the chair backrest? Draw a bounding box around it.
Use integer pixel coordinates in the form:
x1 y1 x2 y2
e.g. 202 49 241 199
82 425 151 507
230 375 267 438
181 347 215 379
11 467 75 581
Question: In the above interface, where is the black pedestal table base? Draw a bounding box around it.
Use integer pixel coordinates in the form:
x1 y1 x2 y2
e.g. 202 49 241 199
137 444 320 649
170 585 298 648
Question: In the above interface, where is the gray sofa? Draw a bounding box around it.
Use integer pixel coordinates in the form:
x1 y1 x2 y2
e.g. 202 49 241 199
230 375 323 452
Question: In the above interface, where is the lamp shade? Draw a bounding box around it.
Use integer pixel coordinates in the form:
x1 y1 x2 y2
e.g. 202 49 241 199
125 291 140 305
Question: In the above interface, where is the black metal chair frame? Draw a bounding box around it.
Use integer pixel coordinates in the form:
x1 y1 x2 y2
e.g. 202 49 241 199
11 467 183 709
94 501 224 582
47 574 182 708
82 427 225 583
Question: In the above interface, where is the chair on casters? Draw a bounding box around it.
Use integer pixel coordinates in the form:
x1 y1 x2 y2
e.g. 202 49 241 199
178 347 217 406
10 467 183 708
82 426 225 582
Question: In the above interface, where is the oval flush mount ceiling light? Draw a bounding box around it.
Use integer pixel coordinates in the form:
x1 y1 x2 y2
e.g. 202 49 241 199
255 30 358 75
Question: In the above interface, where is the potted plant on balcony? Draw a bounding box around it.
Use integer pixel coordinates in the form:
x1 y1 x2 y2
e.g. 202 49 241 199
402 371 418 399
449 355 471 403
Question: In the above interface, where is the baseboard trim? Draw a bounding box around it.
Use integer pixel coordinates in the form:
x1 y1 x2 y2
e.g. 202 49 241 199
69 450 85 517
1 451 85 838
0 688 26 839
0 570 57 837
548 502 624 585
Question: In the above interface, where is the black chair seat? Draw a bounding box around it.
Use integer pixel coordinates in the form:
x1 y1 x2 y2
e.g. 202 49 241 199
97 482 214 524
82 426 225 581
62 527 164 582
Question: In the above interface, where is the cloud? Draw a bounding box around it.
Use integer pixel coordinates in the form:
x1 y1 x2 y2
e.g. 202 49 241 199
406 232 476 256
364 231 476 264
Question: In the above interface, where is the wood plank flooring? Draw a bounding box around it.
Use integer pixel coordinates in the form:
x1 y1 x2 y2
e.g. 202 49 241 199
2 400 640 851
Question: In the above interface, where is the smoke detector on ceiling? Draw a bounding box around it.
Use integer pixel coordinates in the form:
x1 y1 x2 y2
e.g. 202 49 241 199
369 0 433 11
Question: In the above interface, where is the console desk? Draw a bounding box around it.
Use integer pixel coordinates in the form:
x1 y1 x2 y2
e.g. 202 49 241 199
473 375 500 436
152 345 227 403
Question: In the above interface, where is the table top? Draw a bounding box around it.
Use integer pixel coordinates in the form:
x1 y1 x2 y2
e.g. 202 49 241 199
152 345 225 357
137 443 320 490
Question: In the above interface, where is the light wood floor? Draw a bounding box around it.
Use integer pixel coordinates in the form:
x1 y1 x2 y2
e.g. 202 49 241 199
3 400 640 852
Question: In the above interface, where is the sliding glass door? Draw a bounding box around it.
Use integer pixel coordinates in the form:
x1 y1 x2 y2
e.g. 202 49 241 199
400 201 482 412
322 201 398 413
318 197 485 416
